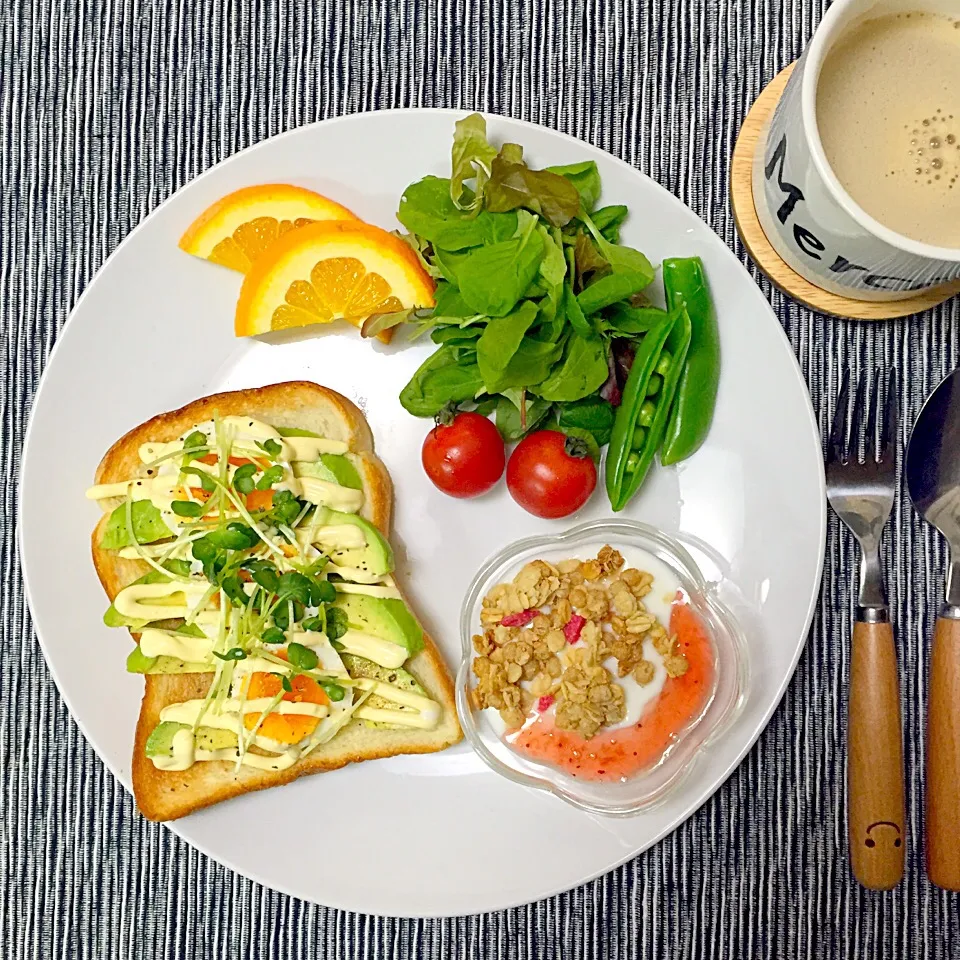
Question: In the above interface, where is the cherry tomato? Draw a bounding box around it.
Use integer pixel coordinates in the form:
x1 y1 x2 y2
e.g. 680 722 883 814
422 411 505 498
506 430 597 519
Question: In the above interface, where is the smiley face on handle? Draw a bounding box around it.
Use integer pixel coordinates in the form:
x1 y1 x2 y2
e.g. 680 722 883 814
865 821 902 849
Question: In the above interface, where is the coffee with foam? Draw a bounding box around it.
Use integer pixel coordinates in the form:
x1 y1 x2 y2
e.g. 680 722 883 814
816 11 960 248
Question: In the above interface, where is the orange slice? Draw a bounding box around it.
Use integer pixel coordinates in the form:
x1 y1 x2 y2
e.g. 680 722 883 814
234 220 435 342
179 184 358 273
244 671 329 745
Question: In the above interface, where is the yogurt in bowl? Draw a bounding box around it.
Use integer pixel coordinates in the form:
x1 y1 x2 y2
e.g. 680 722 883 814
456 519 748 816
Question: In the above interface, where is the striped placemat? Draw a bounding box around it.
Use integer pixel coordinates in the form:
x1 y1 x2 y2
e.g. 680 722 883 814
3 1 958 956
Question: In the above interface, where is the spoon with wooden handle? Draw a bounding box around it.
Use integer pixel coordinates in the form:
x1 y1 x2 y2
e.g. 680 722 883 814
907 367 960 890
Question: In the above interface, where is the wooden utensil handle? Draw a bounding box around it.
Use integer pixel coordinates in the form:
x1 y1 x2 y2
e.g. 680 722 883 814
927 616 960 889
849 620 905 889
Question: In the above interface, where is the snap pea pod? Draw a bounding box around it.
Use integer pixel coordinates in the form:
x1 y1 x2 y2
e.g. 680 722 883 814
660 257 720 465
605 307 692 511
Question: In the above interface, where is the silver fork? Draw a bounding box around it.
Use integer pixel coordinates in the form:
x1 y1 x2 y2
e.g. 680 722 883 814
826 368 904 890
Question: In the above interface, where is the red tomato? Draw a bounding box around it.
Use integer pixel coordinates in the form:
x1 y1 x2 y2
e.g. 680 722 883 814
421 412 505 498
506 430 597 518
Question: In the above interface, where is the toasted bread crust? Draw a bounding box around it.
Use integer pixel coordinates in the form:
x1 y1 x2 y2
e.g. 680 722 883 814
90 381 460 821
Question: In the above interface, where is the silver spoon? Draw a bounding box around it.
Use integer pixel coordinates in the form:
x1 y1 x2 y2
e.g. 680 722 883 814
906 367 960 890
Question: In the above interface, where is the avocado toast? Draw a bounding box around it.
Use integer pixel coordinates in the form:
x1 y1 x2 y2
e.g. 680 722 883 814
87 381 461 821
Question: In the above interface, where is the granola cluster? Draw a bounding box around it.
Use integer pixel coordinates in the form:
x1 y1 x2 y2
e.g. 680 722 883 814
471 546 689 740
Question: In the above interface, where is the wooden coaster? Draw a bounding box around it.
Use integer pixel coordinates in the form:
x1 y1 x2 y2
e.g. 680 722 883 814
731 62 960 320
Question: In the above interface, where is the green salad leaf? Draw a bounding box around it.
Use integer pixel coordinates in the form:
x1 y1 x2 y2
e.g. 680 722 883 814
397 176 517 251
582 211 655 282
476 301 539 378
556 396 616 447
546 161 602 212
573 231 610 290
400 346 485 417
450 113 498 212
591 204 629 242
480 336 563 394
534 330 609 402
432 281 476 318
602 303 669 335
578 270 654 316
457 216 545 316
495 392 553 441
485 149 581 228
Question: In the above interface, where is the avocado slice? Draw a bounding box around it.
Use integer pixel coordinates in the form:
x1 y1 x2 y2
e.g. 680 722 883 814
341 653 428 730
321 509 394 577
334 593 424 656
276 427 320 438
320 454 363 489
125 647 210 674
106 604 149 630
144 721 238 758
100 500 174 550
104 562 195 630
126 623 212 674
295 455 363 490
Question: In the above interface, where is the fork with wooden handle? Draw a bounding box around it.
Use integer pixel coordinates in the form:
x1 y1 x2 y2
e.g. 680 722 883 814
826 368 905 889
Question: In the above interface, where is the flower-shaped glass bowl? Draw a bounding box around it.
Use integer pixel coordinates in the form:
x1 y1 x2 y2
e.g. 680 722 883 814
456 518 749 816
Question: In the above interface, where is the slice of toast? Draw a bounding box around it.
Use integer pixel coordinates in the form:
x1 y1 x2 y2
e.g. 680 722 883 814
90 381 462 821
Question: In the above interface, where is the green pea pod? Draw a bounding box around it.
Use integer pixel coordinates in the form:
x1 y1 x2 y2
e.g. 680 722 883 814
605 307 692 511
660 257 720 465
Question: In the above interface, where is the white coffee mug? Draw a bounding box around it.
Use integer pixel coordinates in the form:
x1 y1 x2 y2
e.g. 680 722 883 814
753 0 960 301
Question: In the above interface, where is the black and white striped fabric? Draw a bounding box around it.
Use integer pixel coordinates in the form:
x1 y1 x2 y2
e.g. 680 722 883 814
4 2 958 956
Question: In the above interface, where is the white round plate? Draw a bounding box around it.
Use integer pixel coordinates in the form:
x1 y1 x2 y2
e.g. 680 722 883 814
20 111 825 917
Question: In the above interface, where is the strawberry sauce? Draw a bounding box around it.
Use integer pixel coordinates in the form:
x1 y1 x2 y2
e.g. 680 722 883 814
512 598 714 780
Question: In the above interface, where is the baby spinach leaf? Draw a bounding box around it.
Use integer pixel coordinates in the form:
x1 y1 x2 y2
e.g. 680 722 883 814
457 223 544 317
577 270 654 315
398 176 517 250
450 113 498 211
582 211 655 282
602 303 669 335
528 226 568 342
591 204 629 242
534 330 609 402
573 231 610 290
536 301 566 344
476 301 539 379
538 225 567 290
485 151 581 228
495 392 554 441
434 247 472 285
556 395 616 447
562 282 597 340
400 346 485 417
433 281 474 317
472 395 499 416
546 161 602 212
431 325 482 345
100 500 174 550
481 337 563 393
